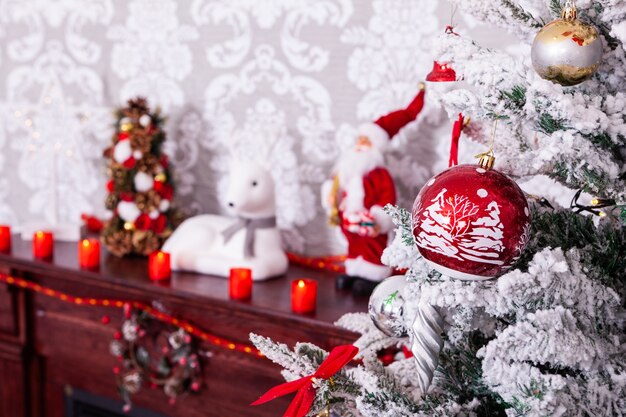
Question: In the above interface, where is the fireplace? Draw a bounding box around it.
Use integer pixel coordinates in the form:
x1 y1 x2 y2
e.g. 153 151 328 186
65 388 168 417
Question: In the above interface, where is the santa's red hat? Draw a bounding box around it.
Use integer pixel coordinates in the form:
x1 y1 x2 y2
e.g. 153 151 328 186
357 85 426 150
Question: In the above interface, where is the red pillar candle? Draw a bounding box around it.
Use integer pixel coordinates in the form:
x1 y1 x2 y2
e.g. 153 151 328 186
78 238 100 270
0 225 11 253
291 279 318 314
32 231 54 260
148 251 171 281
229 268 253 300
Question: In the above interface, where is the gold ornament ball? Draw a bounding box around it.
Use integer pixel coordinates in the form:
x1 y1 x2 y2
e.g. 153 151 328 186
531 18 602 86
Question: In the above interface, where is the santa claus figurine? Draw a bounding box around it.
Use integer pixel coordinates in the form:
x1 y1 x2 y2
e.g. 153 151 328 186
322 85 426 295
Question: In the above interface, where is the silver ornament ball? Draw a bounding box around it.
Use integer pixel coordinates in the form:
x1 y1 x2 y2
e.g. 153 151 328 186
368 275 409 338
531 16 602 86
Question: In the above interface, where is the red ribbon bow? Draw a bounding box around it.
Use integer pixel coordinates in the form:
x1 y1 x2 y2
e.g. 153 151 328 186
251 345 358 417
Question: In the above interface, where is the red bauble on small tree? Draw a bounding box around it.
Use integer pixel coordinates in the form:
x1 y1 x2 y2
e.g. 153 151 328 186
411 160 531 280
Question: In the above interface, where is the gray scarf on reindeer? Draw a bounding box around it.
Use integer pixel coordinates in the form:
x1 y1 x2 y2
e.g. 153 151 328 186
221 216 277 258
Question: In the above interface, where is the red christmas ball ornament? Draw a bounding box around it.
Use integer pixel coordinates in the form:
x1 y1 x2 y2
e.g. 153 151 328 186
155 183 173 200
425 26 460 83
151 214 167 234
135 213 152 231
425 61 457 82
411 163 531 280
122 156 136 169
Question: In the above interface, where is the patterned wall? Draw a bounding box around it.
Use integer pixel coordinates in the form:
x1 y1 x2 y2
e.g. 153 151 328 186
0 0 483 255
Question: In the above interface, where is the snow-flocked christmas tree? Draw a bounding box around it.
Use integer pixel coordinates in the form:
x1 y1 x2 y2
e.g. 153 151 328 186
250 1 626 416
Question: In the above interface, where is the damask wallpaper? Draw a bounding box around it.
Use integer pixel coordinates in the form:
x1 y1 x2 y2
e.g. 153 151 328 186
0 0 512 255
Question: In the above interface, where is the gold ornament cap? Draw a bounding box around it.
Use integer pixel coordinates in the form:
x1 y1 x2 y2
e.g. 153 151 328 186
477 153 496 170
316 407 330 417
562 1 577 21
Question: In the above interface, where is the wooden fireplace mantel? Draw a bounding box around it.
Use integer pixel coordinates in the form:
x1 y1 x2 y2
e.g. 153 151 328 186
0 237 367 417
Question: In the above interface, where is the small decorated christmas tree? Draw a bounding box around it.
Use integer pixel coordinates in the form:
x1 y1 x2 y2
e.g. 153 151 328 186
102 98 176 257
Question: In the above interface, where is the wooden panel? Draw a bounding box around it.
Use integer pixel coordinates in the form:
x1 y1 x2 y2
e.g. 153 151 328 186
35 295 290 417
0 283 26 347
0 285 17 336
0 356 27 417
43 381 65 417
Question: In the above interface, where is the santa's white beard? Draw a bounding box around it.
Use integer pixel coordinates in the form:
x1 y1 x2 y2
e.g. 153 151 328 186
337 146 384 184
336 146 384 213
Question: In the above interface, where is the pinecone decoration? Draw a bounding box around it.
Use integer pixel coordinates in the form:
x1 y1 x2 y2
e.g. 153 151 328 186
135 191 161 212
130 130 153 154
103 230 133 257
123 97 150 119
132 231 161 256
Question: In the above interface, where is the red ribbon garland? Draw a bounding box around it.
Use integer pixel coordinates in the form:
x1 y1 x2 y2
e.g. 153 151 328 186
251 344 358 417
449 113 465 168
286 252 346 273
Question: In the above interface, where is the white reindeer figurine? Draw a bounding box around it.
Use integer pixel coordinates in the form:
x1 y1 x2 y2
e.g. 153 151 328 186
162 156 288 280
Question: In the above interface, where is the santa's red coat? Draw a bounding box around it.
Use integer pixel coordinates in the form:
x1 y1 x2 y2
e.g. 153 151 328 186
339 167 396 266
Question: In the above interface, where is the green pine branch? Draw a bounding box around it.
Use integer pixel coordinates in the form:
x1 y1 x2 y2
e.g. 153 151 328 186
436 333 508 416
501 86 527 113
386 206 417 247
549 0 562 18
537 113 567 135
516 207 626 300
501 0 544 27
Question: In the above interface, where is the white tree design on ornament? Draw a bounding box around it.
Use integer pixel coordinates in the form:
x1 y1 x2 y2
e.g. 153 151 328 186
415 189 505 265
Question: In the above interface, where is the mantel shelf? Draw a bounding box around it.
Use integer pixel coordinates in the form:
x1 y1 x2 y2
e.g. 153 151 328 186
0 237 367 326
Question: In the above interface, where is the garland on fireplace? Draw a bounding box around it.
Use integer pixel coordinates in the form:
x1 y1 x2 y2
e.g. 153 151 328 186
0 273 268 408
286 253 346 273
108 305 202 411
0 274 262 356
